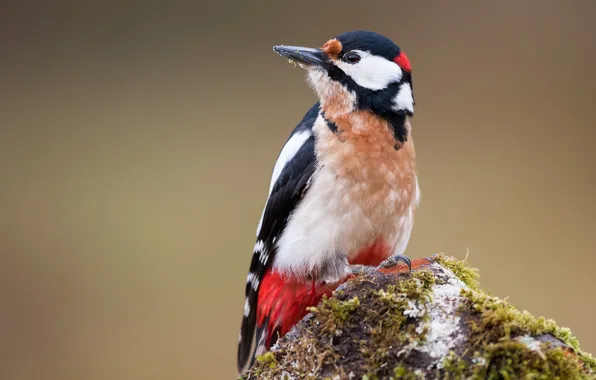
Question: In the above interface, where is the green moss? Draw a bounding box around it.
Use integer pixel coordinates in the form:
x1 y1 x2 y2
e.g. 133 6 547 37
247 256 595 379
436 255 595 378
361 270 436 376
434 253 480 291
438 281 596 378
398 268 436 299
369 286 409 342
306 270 435 349
255 351 277 369
462 288 596 370
307 295 360 334
471 341 590 379
391 365 418 379
441 351 467 379
248 269 438 378
248 351 279 378
371 270 435 344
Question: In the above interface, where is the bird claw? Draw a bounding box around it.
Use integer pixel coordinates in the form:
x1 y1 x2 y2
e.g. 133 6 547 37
378 254 412 272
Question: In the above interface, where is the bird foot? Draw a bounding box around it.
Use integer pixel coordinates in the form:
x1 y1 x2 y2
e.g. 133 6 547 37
350 264 370 276
378 254 412 272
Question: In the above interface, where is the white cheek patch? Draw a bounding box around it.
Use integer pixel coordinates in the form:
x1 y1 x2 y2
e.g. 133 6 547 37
392 82 414 113
334 50 403 91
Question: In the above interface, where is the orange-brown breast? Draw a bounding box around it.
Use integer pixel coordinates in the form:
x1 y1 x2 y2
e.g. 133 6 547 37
311 110 417 262
317 110 417 214
272 110 418 283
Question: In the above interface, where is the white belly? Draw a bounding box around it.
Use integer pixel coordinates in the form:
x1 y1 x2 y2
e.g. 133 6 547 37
273 166 416 283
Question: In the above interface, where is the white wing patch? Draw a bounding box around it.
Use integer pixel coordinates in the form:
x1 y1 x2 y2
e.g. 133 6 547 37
392 83 414 113
256 208 266 237
268 130 312 195
256 129 312 236
243 298 250 316
254 240 265 253
334 50 403 91
254 240 269 265
246 272 259 291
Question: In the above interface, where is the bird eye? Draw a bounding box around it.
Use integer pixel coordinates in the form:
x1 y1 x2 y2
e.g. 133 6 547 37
343 52 361 64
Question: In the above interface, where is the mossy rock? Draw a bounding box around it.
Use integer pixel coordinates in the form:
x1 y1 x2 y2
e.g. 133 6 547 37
243 254 596 379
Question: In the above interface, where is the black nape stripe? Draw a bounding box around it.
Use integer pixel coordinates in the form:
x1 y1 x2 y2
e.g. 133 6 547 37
384 112 408 150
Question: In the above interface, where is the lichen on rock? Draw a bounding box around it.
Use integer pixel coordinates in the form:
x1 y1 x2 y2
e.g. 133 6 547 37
242 254 596 379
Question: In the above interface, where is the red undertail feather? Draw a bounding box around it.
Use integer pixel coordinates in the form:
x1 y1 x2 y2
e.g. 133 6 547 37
349 238 391 267
255 239 391 354
257 270 336 348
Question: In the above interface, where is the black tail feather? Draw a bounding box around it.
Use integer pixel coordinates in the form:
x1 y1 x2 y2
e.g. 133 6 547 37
251 318 281 369
237 248 268 373
237 302 257 373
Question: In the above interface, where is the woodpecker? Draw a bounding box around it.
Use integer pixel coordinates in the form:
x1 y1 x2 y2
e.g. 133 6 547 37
237 30 420 373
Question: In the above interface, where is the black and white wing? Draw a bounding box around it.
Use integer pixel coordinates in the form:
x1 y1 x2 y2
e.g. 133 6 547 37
237 102 320 372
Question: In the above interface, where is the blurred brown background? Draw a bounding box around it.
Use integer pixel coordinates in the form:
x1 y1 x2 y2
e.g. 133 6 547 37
1 0 595 379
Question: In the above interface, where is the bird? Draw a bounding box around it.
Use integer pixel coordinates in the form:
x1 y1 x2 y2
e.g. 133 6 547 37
237 30 420 374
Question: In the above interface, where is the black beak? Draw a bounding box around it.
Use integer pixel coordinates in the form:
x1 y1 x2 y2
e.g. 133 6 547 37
272 45 328 68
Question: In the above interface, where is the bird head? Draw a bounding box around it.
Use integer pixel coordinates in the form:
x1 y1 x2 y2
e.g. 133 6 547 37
273 30 414 118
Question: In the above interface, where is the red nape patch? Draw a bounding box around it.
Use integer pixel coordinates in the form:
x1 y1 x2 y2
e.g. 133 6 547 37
349 239 392 267
394 52 412 72
257 270 337 347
